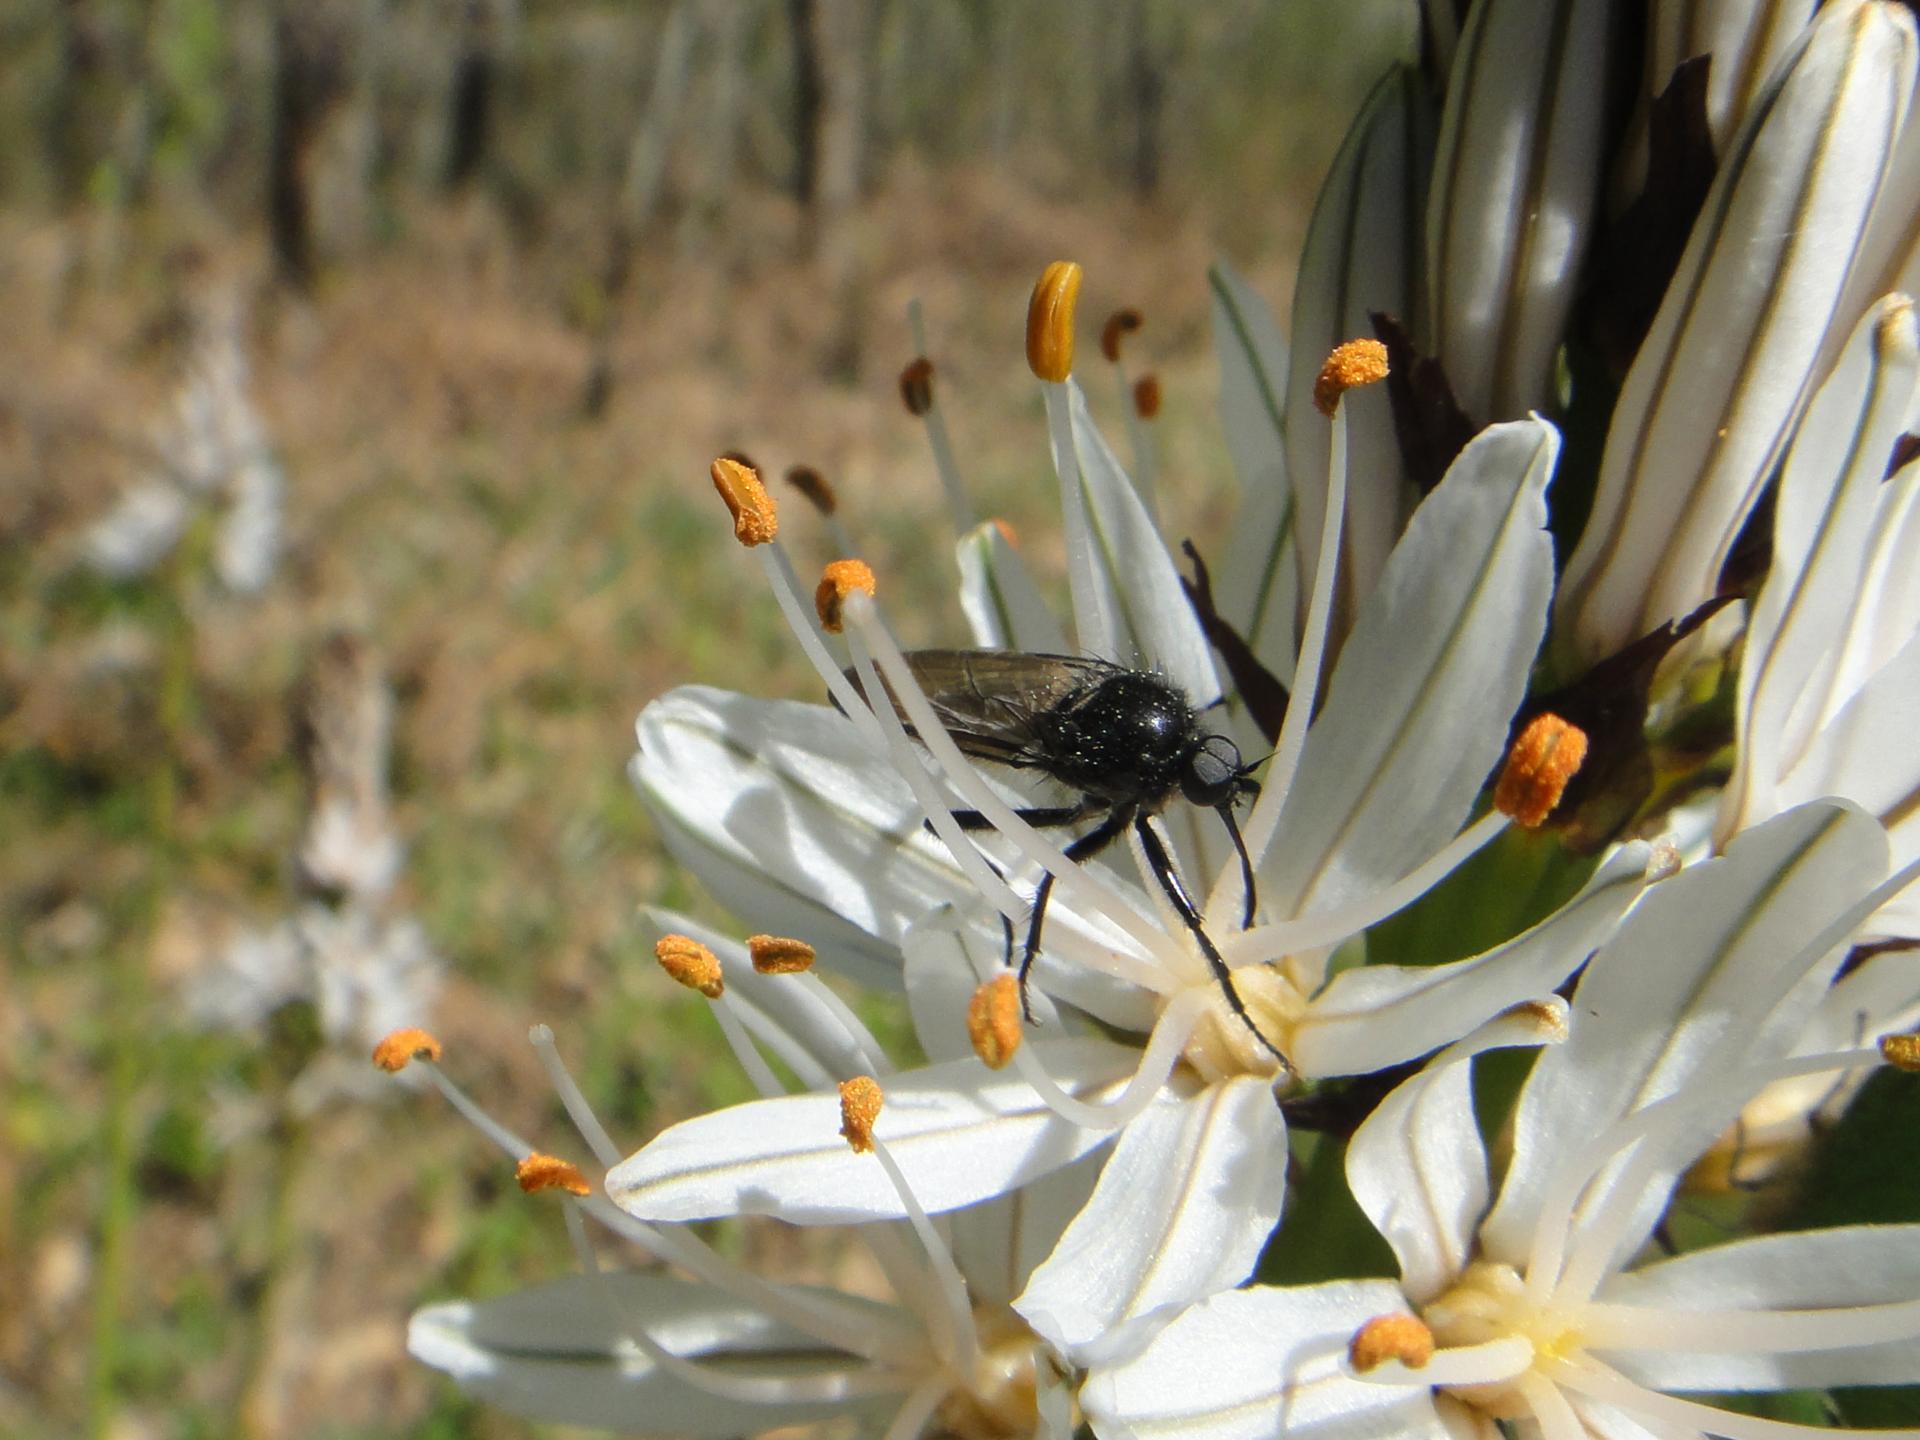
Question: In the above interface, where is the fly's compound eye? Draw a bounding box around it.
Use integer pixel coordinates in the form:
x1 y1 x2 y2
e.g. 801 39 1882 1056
1182 734 1244 807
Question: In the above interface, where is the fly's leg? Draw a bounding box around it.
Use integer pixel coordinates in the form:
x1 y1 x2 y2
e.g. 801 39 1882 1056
931 804 1089 972
1014 806 1133 1021
1135 814 1290 1069
1217 801 1258 930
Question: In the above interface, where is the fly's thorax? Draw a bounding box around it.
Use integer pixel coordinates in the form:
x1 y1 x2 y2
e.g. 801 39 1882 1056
1040 671 1198 805
1178 962 1303 1084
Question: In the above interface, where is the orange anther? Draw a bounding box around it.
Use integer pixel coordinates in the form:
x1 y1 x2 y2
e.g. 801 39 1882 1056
656 934 724 998
1494 713 1589 828
1133 374 1162 420
1348 1313 1435 1373
711 457 778 547
1313 338 1390 417
899 357 935 416
839 1076 884 1153
1026 261 1084 383
815 558 876 634
748 934 816 974
373 1027 442 1072
1881 1032 1920 1072
967 974 1023 1070
1100 308 1143 364
783 464 838 516
516 1152 591 1197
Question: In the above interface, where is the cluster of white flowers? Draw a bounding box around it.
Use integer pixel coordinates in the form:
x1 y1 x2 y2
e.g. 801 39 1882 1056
388 3 1920 1437
81 288 285 595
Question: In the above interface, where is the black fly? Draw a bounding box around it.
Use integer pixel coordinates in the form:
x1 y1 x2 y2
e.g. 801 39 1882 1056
852 649 1279 1060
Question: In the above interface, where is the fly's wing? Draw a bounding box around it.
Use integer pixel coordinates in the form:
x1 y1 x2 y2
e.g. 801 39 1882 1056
849 649 1122 770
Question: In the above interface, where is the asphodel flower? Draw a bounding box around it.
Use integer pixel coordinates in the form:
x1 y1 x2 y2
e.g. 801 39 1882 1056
398 922 1089 1440
1084 801 1920 1440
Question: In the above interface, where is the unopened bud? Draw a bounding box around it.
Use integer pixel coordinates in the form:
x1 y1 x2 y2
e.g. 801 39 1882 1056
1027 261 1083 383
783 464 838 516
815 558 876 634
748 934 816 974
899 357 935 416
1100 308 1143 364
516 1152 591 1196
1313 338 1390 417
711 457 779 547
656 934 724 998
1494 714 1589 828
373 1027 442 1072
839 1076 883 1153
968 974 1023 1069
1348 1313 1434 1373
1133 373 1162 420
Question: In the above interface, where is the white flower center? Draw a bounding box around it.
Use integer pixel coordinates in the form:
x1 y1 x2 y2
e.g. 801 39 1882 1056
1177 963 1303 1084
1421 1261 1581 1420
935 1305 1052 1440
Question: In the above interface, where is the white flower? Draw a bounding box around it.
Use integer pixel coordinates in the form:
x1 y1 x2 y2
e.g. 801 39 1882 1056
403 921 1084 1440
1083 800 1920 1440
621 371 1653 1363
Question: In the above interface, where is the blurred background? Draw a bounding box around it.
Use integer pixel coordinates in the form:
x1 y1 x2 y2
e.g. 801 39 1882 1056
0 3 1407 1435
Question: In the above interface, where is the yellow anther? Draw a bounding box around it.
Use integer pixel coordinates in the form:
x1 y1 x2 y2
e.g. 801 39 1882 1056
655 933 724 998
783 464 838 516
839 1076 883 1153
815 558 876 634
1133 373 1162 420
516 1152 592 1197
1026 260 1083 383
899 357 935 416
372 1027 442 1072
748 933 816 974
968 974 1023 1069
1881 1032 1920 1072
711 456 779 547
1494 714 1589 828
1348 1313 1436 1373
1100 308 1143 364
1313 338 1391 417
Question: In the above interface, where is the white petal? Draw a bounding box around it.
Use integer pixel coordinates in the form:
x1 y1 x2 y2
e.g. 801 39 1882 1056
1775 633 1920 934
1058 379 1222 703
1210 259 1299 681
1481 801 1890 1272
408 1273 895 1435
1603 1225 1920 1390
1294 843 1648 1077
1261 418 1557 922
83 479 194 579
633 687 938 990
1427 0 1616 421
956 520 1068 653
1344 1000 1574 1305
1285 66 1433 648
1569 1395 1705 1440
948 1148 1104 1309
1555 3 1919 666
1723 295 1920 836
1082 1282 1445 1440
1015 1076 1288 1361
606 1038 1134 1223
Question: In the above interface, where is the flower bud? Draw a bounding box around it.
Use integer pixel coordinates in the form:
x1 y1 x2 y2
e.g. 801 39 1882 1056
1426 0 1617 422
1556 3 1918 669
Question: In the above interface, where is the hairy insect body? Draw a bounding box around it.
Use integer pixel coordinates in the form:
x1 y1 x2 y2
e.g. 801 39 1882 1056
1034 672 1197 808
